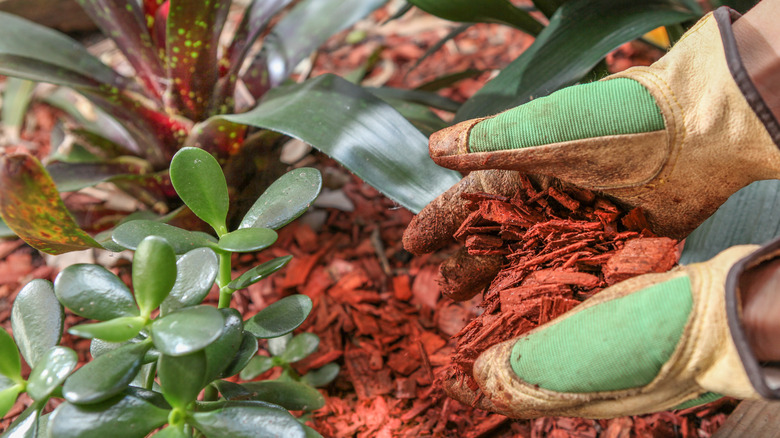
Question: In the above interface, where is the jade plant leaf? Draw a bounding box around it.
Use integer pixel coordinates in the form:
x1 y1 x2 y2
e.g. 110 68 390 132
239 355 275 380
169 147 230 234
0 153 103 254
219 331 259 379
160 247 219 315
151 426 189 438
267 333 291 357
2 402 43 438
0 382 23 418
151 305 224 356
158 350 207 409
221 74 461 214
54 264 139 320
455 0 701 121
302 363 340 388
62 341 151 405
218 228 278 253
112 219 217 253
238 168 322 230
244 295 313 339
228 255 292 290
26 346 78 401
68 316 147 343
407 0 544 35
190 404 306 438
0 329 22 382
203 309 243 383
280 333 319 364
133 236 177 316
49 391 170 438
11 279 64 367
241 380 325 411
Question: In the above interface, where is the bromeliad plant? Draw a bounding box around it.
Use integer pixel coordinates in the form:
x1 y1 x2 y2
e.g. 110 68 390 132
0 147 332 438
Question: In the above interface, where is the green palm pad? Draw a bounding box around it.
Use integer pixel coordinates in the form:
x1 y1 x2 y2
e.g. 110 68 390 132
510 275 692 393
469 78 665 152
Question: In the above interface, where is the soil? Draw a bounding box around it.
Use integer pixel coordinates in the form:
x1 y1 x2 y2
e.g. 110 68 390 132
0 3 736 437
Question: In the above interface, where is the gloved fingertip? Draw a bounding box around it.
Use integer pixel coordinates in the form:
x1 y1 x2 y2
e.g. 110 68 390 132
439 252 503 301
429 117 487 168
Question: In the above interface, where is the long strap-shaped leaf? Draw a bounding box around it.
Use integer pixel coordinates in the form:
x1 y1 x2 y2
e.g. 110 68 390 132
0 154 102 254
227 0 294 70
408 0 543 35
455 0 701 121
221 74 461 213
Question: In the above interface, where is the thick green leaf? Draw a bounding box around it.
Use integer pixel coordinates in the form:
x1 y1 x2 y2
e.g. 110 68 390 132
203 309 243 384
152 426 190 438
151 305 224 356
267 333 291 357
218 228 277 253
456 0 701 121
280 333 319 364
0 383 23 419
11 279 63 368
112 220 217 253
219 331 259 379
1 77 36 143
169 148 229 234
0 154 103 254
228 255 292 290
681 180 780 264
0 329 21 382
166 0 229 119
211 380 254 401
133 236 177 316
68 316 146 343
244 295 313 339
0 12 128 90
62 341 151 404
222 74 461 214
26 347 78 401
408 0 543 34
2 402 42 438
241 380 325 411
238 168 322 230
161 247 219 315
304 425 325 438
55 264 139 320
239 355 275 380
49 391 169 438
190 404 305 438
302 363 340 388
158 350 207 409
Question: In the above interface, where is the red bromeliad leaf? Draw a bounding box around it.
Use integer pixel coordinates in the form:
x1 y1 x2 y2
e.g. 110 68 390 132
76 0 166 99
0 154 102 254
165 0 230 121
143 0 167 38
182 118 247 159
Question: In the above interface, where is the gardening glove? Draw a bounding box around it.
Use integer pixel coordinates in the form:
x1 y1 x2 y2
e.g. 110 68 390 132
442 240 780 419
403 8 780 299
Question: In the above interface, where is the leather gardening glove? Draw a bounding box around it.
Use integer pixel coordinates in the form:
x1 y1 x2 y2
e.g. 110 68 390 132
444 240 780 419
403 8 780 300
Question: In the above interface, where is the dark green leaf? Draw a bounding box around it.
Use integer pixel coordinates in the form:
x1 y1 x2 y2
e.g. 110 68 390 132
219 331 259 378
26 347 78 401
169 148 229 234
531 0 566 18
151 305 224 356
203 309 243 383
1 77 35 143
55 264 138 320
190 404 305 438
211 380 254 401
241 380 325 411
63 341 151 404
161 248 219 315
239 355 275 380
46 158 151 192
408 0 543 34
367 87 460 113
0 154 103 254
49 391 169 438
133 236 177 316
11 279 63 367
238 168 322 230
166 0 229 119
456 0 701 121
244 295 313 339
217 228 277 253
375 97 450 137
280 333 319 363
2 402 42 438
0 383 23 418
228 256 292 290
0 329 21 382
89 338 123 358
68 316 146 343
222 74 461 214
681 180 780 264
158 350 207 409
112 220 217 253
304 425 325 438
302 363 340 388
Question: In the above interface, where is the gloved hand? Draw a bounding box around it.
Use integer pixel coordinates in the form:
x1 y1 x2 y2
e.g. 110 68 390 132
403 7 780 300
403 7 780 418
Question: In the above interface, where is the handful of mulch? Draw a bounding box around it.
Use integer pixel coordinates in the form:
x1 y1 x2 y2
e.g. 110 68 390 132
445 175 681 389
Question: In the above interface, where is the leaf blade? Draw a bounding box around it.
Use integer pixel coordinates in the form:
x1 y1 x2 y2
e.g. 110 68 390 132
244 295 312 339
169 147 229 234
11 279 64 368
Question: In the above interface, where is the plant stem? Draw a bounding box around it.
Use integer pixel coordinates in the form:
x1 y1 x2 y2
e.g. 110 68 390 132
217 252 233 308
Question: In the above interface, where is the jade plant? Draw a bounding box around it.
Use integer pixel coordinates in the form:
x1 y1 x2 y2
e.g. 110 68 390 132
0 147 331 437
